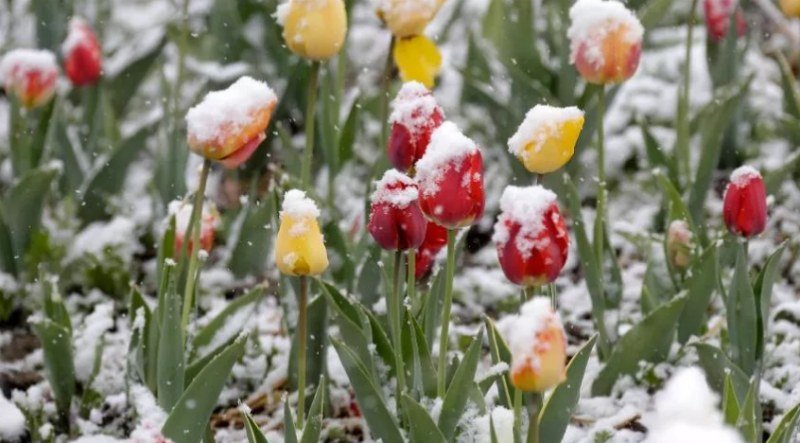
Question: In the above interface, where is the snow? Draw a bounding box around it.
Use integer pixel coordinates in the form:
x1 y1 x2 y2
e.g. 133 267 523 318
62 17 95 55
0 48 58 82
280 189 321 219
167 199 218 235
492 185 558 258
185 76 277 146
370 169 419 208
415 121 480 196
67 216 140 264
567 0 644 66
501 298 561 370
73 302 114 382
389 81 442 134
507 105 584 156
0 394 26 441
729 165 761 187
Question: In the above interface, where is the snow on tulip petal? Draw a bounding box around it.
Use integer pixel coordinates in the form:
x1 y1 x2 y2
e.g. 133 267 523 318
377 0 444 38
0 49 59 108
723 166 767 238
393 35 442 89
275 190 329 276
388 81 444 172
168 200 220 255
62 17 103 87
507 105 584 174
368 169 427 251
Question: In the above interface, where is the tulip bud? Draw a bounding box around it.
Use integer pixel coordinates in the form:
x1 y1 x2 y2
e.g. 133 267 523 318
723 166 767 238
780 0 800 18
62 17 103 87
377 0 444 38
186 76 277 169
415 121 485 229
493 186 569 286
368 170 428 251
666 220 693 270
414 220 448 279
393 35 442 89
0 49 59 108
703 0 746 42
508 105 584 174
275 0 347 60
387 82 444 172
168 200 219 255
504 298 567 392
275 189 329 276
568 0 643 85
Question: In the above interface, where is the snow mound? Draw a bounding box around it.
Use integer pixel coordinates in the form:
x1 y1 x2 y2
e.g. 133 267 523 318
371 169 419 208
415 121 479 196
281 189 320 219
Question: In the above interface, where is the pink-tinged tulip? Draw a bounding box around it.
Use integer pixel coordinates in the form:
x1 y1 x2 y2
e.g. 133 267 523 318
0 49 59 108
169 200 219 255
186 76 278 169
414 220 448 279
504 298 568 392
62 17 103 86
703 0 746 42
568 0 644 85
493 186 569 286
415 122 485 229
387 81 444 172
666 220 693 269
723 166 767 238
367 169 428 250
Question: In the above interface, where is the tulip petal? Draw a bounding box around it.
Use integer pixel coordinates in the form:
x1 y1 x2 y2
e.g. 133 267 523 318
393 35 442 89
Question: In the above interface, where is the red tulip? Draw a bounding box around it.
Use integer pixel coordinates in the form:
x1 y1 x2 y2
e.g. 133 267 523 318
723 166 767 238
367 169 427 250
704 0 746 42
0 49 59 108
493 185 569 286
415 122 485 229
169 200 219 255
62 17 103 87
387 81 444 172
414 221 448 279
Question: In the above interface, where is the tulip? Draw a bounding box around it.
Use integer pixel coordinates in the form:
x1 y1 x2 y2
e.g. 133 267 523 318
0 49 59 108
666 220 693 270
275 189 329 276
507 105 584 174
415 121 485 229
780 0 800 18
368 169 428 250
168 200 219 255
393 35 442 89
723 166 767 238
62 17 103 87
377 0 444 38
568 0 643 85
387 81 445 172
493 186 569 286
275 0 347 60
415 221 448 279
704 0 746 41
505 298 567 392
186 76 277 169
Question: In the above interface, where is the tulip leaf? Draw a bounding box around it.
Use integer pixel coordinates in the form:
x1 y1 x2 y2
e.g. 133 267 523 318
539 335 597 443
484 316 515 408
640 120 679 188
763 151 800 195
411 314 438 398
753 243 786 360
229 192 275 278
592 294 686 395
320 281 380 379
28 98 57 172
241 407 270 443
775 51 800 121
191 287 263 362
727 242 757 376
157 274 184 411
722 374 740 426
300 375 326 443
31 318 75 424
439 328 484 441
162 336 247 443
737 379 760 442
331 339 404 443
677 245 718 343
283 399 299 443
637 0 676 29
402 395 447 443
766 403 800 443
31 0 69 51
692 343 749 401
654 171 695 233
337 97 359 169
109 35 167 116
365 308 399 378
640 242 674 314
355 245 383 308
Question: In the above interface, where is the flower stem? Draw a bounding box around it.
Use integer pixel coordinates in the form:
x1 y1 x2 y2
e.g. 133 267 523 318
594 86 607 267
391 250 407 403
437 229 457 397
526 393 542 443
407 250 416 308
513 388 523 440
301 62 321 190
548 283 557 310
297 276 308 429
379 37 396 146
180 158 211 335
677 0 698 184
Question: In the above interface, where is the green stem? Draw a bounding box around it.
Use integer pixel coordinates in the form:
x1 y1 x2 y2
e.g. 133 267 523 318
180 158 211 334
437 229 457 397
391 250 407 403
379 37 396 146
594 87 607 267
548 283 557 310
407 250 417 309
297 276 308 429
301 62 321 189
526 393 542 443
677 0 698 184
513 388 523 441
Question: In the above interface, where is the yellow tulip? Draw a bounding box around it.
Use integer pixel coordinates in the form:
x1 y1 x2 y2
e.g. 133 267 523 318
506 298 567 392
393 35 441 89
275 190 329 276
781 0 800 18
276 0 347 60
507 105 584 174
377 0 444 38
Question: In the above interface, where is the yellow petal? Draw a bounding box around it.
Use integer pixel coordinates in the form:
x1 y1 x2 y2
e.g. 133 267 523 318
275 215 329 276
519 115 584 174
393 35 441 89
280 0 347 60
781 0 800 18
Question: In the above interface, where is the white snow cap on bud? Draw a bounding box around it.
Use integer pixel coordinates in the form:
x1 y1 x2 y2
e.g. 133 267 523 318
567 0 644 63
280 189 320 219
729 165 761 187
644 367 743 443
371 169 419 208
389 81 441 131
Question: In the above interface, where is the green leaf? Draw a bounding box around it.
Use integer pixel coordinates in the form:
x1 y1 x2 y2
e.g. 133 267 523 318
337 98 359 170
300 375 326 443
677 245 718 343
641 120 679 188
637 0 676 28
439 328 484 440
157 275 184 411
241 407 270 443
539 335 597 443
331 339 404 443
229 194 275 278
402 395 447 443
640 243 674 314
31 318 75 423
28 98 57 172
109 36 167 116
654 172 695 232
592 295 687 395
191 287 263 362
766 403 800 443
410 315 438 398
484 316 514 408
736 379 759 442
320 281 378 378
763 151 800 195
775 52 800 120
727 242 757 375
30 0 69 51
162 336 247 443
693 343 749 401
753 243 786 359
283 399 299 443
722 374 740 426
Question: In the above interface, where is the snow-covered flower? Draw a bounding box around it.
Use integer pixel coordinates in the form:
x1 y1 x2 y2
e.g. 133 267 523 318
275 0 347 60
723 165 767 238
62 17 103 87
0 49 59 108
666 220 693 270
377 0 444 38
275 190 329 276
507 105 584 174
367 170 427 251
167 200 220 255
387 82 444 172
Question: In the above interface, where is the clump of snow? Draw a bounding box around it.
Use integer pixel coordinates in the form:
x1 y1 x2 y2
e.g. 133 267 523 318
389 81 442 134
73 303 114 382
567 0 644 66
508 105 584 156
0 394 26 441
273 2 290 26
167 199 218 235
501 298 561 367
0 48 58 83
185 76 277 146
280 189 320 219
492 185 558 258
68 216 140 264
371 169 419 208
61 17 95 55
729 165 761 187
415 121 480 196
